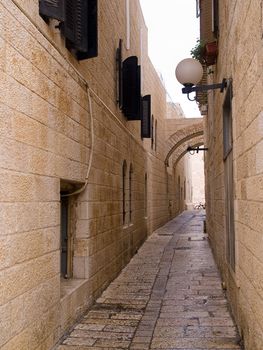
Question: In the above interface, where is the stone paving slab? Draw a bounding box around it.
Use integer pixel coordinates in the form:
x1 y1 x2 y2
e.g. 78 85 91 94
56 211 242 350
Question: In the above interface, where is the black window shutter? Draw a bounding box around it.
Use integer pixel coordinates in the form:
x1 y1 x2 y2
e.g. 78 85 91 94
64 0 75 44
64 0 98 60
39 0 64 21
136 65 141 119
74 0 88 52
213 0 219 37
117 39 123 108
86 0 98 58
122 56 141 120
141 95 151 138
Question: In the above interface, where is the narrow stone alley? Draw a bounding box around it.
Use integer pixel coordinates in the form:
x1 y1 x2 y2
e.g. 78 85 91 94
56 212 242 350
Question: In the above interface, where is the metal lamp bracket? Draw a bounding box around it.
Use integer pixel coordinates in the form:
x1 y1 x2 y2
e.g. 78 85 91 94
182 79 227 101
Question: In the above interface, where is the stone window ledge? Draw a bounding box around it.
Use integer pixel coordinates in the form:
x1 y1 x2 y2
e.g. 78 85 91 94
60 277 89 300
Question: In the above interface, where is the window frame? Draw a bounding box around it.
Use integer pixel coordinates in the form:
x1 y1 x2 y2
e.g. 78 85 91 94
129 164 133 224
144 173 148 218
223 81 235 271
60 194 74 279
122 160 127 226
212 0 219 38
39 0 98 60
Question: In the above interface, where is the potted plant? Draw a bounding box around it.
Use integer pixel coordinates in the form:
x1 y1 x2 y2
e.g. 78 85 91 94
190 39 218 66
190 39 206 64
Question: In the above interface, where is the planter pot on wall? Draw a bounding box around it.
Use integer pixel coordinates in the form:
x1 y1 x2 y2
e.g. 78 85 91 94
204 41 218 65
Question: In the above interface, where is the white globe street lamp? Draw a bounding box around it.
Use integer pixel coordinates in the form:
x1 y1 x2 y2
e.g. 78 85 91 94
175 58 228 101
175 58 203 86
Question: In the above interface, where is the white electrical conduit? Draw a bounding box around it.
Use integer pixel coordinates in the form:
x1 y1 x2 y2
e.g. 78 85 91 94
62 85 147 198
61 88 94 197
8 0 147 197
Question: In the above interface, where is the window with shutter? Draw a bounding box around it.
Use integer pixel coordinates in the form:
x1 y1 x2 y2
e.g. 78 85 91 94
39 0 64 21
122 160 127 226
64 0 98 60
84 0 98 59
141 95 151 138
212 0 219 38
64 0 75 44
122 56 141 120
223 82 235 271
223 82 233 159
144 173 148 218
129 164 133 224
116 39 123 108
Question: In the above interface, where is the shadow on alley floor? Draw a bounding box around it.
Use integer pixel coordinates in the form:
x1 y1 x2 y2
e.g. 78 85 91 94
56 211 242 350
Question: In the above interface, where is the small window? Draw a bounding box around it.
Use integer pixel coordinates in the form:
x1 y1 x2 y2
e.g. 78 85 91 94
61 195 69 278
141 95 151 138
60 193 74 279
144 173 148 218
223 81 235 271
223 82 233 159
212 0 219 38
129 164 133 224
59 180 82 279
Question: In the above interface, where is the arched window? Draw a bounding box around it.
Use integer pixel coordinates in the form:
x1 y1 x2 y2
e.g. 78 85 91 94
129 164 133 224
122 160 127 225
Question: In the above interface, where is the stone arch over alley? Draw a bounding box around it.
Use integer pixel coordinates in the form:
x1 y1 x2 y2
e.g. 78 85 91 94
172 137 204 168
165 118 204 167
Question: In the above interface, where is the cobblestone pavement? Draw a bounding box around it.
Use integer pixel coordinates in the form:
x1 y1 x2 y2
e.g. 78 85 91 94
56 211 242 350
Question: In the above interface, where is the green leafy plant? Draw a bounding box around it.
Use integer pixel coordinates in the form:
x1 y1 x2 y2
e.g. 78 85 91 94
190 39 206 64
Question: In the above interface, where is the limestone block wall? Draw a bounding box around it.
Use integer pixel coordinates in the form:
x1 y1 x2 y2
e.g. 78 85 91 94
204 1 263 349
0 1 188 349
0 1 90 348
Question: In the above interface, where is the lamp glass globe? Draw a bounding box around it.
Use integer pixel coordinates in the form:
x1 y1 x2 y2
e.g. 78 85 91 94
175 58 203 86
